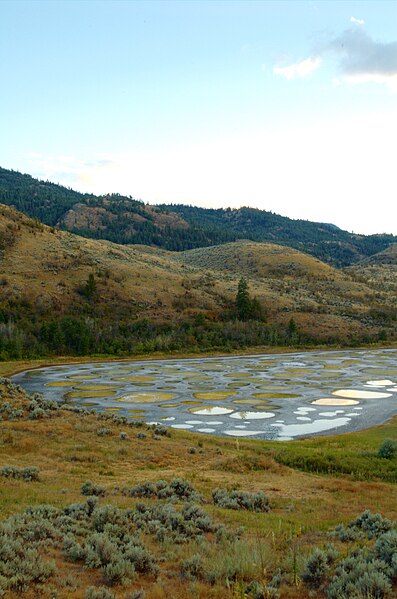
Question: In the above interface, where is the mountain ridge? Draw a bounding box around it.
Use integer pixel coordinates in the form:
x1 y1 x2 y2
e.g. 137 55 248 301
1 166 395 267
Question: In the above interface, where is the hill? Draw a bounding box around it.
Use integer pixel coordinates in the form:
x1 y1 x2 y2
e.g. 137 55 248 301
0 203 396 359
1 166 395 267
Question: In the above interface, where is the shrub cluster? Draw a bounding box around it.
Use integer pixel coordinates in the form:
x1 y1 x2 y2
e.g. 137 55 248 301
0 400 23 420
133 502 218 544
302 511 397 597
330 510 393 542
81 480 106 497
0 506 61 593
301 545 339 588
123 478 203 503
0 465 40 481
151 424 171 437
212 488 270 512
0 486 232 595
28 392 59 419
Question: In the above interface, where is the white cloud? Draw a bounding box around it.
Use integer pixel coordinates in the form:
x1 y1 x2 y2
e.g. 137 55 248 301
274 27 397 91
273 57 321 80
328 28 397 91
350 16 365 26
343 72 397 92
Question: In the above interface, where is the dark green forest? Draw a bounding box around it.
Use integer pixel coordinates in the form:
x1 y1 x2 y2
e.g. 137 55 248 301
1 166 395 267
0 300 377 362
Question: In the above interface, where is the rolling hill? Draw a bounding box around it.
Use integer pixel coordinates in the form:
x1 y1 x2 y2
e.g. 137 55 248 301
1 166 395 267
0 203 396 360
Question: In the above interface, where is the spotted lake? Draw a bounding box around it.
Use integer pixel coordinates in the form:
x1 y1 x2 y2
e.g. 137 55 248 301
12 349 397 440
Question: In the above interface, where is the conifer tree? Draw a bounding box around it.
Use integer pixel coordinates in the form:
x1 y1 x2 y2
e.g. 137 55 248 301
236 277 252 321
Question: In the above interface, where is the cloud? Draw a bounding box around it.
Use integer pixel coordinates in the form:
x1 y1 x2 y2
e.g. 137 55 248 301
328 28 397 76
273 27 397 91
328 27 397 91
350 16 365 26
273 56 321 79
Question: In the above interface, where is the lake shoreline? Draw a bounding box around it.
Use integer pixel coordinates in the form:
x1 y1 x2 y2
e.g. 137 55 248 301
12 347 397 442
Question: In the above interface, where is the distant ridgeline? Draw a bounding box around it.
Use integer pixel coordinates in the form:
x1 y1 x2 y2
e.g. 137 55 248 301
0 166 394 267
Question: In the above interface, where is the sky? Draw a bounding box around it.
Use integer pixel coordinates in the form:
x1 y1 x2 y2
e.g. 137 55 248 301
1 0 397 235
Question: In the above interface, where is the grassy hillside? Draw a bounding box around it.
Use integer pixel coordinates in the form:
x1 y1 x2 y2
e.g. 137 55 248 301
2 371 397 598
1 166 395 266
1 203 396 360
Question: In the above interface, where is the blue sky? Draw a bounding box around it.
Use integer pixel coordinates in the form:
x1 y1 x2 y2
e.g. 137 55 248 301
1 0 396 234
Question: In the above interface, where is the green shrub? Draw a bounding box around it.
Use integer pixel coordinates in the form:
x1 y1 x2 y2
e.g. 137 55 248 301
378 439 397 460
85 588 115 599
180 554 205 580
331 510 393 542
123 542 159 576
123 478 202 503
301 548 329 588
81 480 106 497
352 511 393 539
152 424 170 437
102 558 135 585
212 488 270 512
63 534 85 562
375 530 397 566
96 427 112 437
326 555 392 598
0 465 40 481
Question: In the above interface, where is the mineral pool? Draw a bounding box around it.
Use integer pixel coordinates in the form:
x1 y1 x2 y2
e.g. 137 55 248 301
12 349 397 440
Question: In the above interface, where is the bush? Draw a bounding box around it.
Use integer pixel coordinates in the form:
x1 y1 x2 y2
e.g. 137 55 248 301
212 488 270 512
301 548 329 588
124 543 159 576
180 554 205 580
132 501 218 544
152 424 170 437
375 530 397 566
85 588 115 599
352 511 393 539
102 558 135 585
123 478 202 503
63 534 85 562
81 480 106 497
0 465 40 481
96 427 112 437
326 555 392 598
331 510 393 542
378 439 397 460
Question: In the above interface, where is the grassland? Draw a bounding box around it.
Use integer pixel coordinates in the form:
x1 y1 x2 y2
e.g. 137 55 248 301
2 356 397 598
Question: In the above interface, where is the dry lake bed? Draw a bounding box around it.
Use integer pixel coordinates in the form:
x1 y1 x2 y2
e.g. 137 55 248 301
12 349 397 440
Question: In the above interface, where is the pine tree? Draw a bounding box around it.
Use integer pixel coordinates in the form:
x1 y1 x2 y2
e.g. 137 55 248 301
236 278 252 321
83 273 98 301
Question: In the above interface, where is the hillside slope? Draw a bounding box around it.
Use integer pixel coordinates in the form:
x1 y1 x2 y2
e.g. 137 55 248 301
1 166 395 266
1 203 396 359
